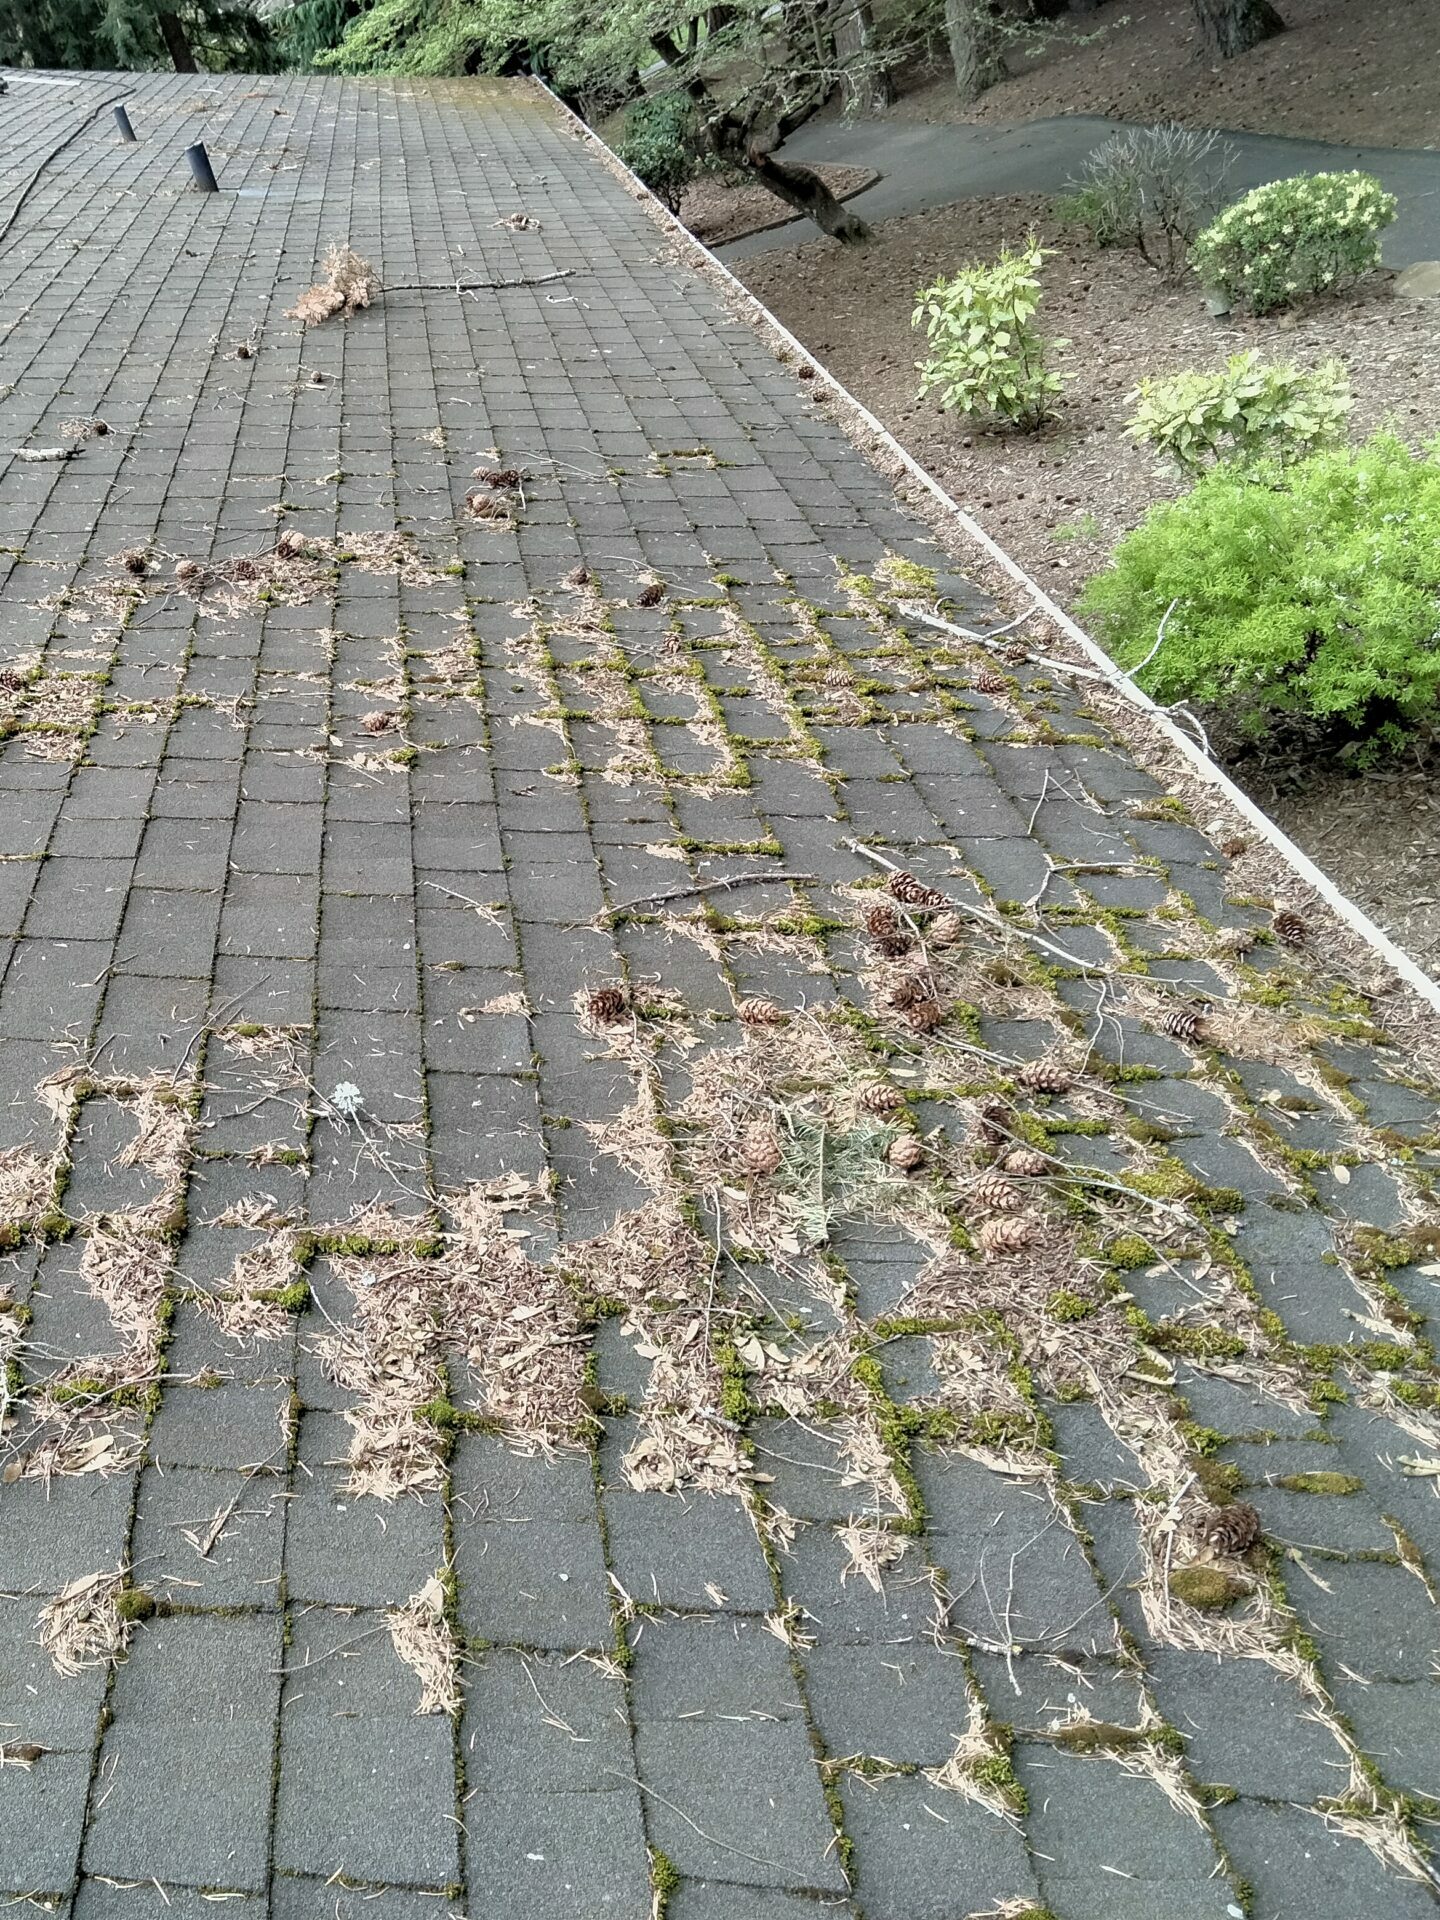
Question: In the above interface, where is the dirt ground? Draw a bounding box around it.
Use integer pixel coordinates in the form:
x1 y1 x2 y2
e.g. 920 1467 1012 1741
737 194 1440 971
887 0 1440 150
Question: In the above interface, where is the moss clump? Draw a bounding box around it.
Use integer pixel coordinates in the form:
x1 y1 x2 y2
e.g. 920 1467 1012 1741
1276 1470 1363 1496
1046 1288 1094 1323
968 1747 1028 1816
1105 1233 1155 1270
1149 1322 1247 1362
114 1586 158 1624
1190 1453 1244 1505
1170 1566 1248 1612
256 1280 310 1312
1051 1721 1148 1755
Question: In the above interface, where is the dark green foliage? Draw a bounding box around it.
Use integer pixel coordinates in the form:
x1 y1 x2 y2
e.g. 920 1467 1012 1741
616 91 699 213
0 0 276 70
1080 435 1440 760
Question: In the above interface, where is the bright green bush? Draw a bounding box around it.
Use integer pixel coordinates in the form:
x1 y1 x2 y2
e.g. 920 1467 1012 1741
1126 350 1351 473
912 240 1067 431
1078 434 1440 759
617 93 699 213
1190 171 1397 314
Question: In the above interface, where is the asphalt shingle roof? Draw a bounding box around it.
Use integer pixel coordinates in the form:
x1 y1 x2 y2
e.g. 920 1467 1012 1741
1 66 1439 1919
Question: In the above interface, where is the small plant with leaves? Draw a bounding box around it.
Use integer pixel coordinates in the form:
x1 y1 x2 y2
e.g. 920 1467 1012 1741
616 92 700 214
912 239 1066 431
1126 350 1351 474
1059 123 1235 274
1190 171 1397 314
1078 432 1440 761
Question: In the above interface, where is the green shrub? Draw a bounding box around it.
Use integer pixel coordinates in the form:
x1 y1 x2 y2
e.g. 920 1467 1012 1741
617 93 699 214
1126 350 1351 474
912 240 1066 431
1078 434 1440 759
1191 171 1397 314
1058 124 1235 274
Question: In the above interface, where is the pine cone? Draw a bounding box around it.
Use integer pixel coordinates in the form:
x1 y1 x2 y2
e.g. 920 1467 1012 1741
234 342 252 360
1002 1147 1049 1178
118 549 148 576
863 903 913 958
886 974 926 1012
360 710 397 735
926 911 965 949
275 530 309 558
971 1169 1021 1212
1016 1060 1072 1095
1273 908 1308 947
0 669 24 693
887 871 946 909
229 555 259 581
565 564 591 587
888 1135 925 1171
1219 835 1247 859
905 998 946 1035
1213 925 1256 957
737 997 787 1027
586 985 629 1025
797 364 816 381
1160 1006 1203 1043
476 467 521 488
973 669 1009 696
975 1100 1012 1148
466 490 508 520
979 1215 1033 1256
741 1122 782 1176
1192 1500 1261 1556
174 559 205 587
859 1081 904 1117
637 580 666 607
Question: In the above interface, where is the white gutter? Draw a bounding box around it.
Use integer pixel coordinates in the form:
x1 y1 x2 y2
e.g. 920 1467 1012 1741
535 79 1440 1017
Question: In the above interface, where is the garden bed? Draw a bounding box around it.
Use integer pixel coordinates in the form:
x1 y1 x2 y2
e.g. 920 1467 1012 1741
736 194 1440 972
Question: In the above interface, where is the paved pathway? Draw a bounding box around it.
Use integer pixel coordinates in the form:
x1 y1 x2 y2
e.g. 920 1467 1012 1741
1 68 1440 1920
719 111 1440 261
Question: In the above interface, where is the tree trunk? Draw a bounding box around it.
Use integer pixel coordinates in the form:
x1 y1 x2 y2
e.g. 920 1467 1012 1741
743 148 871 242
1190 0 1285 58
944 0 1004 104
158 10 199 70
834 0 892 111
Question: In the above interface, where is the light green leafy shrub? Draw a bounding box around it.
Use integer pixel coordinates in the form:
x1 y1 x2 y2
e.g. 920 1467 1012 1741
1190 171 1397 314
1126 350 1351 473
1078 434 1440 759
912 240 1067 431
617 93 700 213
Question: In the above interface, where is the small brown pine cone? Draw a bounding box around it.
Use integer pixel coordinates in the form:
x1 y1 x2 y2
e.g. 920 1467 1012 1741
275 530 309 558
466 490 507 519
1219 835 1247 859
637 580 666 607
476 467 521 488
864 903 913 958
973 669 1009 696
174 559 205 587
119 549 148 576
886 974 926 1013
887 870 946 909
797 364 816 381
978 1215 1033 1256
0 669 24 693
310 370 326 385
1192 1500 1261 1556
1002 1146 1050 1178
360 710 397 735
926 911 966 949
888 1134 925 1171
234 342 252 360
859 1081 905 1117
864 903 901 938
1160 1005 1203 1043
1015 1059 1072 1095
90 419 110 436
565 564 591 587
971 1169 1021 1212
905 997 946 1035
737 997 787 1027
740 1122 783 1176
875 931 914 959
975 1100 1012 1147
229 555 259 581
1273 908 1308 947
586 985 629 1025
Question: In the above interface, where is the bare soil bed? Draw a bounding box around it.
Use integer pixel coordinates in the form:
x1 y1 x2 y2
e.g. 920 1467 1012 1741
679 163 877 246
885 0 1440 150
737 196 1440 972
